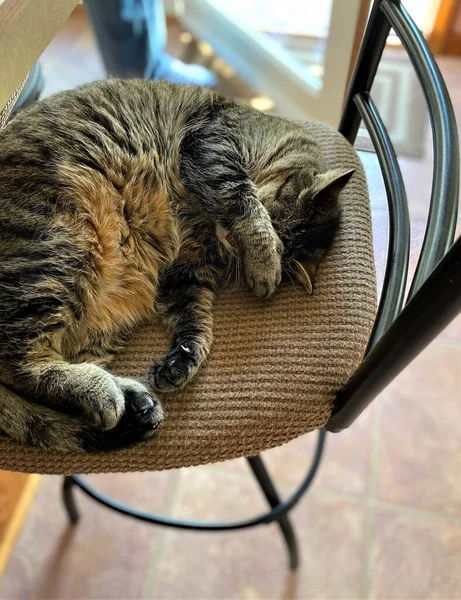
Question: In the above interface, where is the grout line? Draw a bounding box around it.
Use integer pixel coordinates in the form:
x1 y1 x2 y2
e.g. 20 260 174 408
372 499 461 525
309 484 461 525
141 469 183 599
200 449 461 523
311 487 369 506
211 457 319 498
136 428 461 599
363 396 383 600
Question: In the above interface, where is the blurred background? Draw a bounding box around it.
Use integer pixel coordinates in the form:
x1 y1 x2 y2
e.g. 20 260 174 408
0 0 461 598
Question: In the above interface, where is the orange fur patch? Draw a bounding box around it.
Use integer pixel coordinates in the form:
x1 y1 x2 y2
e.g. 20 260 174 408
55 163 179 358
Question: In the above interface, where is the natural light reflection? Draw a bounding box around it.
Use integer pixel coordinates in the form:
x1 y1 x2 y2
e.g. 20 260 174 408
179 31 193 44
209 0 332 85
249 96 276 111
198 41 214 57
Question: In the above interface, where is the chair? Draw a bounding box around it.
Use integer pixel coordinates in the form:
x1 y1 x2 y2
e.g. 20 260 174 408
0 0 459 571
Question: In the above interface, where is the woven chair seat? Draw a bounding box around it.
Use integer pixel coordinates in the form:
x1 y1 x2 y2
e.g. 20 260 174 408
0 121 376 474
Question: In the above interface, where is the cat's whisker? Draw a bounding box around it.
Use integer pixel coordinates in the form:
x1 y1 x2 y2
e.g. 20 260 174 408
294 260 314 295
285 269 298 292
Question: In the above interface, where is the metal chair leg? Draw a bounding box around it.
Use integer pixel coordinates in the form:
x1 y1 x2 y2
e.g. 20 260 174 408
62 476 80 524
246 455 299 570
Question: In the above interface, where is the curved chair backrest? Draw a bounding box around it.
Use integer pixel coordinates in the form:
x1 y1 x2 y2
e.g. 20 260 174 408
326 0 461 432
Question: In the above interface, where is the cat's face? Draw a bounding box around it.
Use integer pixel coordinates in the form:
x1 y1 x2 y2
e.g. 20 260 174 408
260 168 355 293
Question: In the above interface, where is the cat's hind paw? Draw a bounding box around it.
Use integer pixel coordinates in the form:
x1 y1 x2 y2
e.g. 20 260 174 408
115 390 163 440
116 378 163 437
80 379 164 452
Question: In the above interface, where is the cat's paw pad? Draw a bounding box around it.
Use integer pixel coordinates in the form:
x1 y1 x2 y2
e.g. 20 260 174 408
148 345 198 393
116 378 164 438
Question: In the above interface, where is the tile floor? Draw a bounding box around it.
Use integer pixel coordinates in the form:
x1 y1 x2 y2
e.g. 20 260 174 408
1 6 461 600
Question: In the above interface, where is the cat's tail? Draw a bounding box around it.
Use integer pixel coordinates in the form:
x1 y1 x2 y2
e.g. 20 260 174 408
0 383 159 453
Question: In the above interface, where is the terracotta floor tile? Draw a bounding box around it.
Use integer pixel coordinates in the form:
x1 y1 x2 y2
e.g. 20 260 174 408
171 464 269 520
440 313 461 343
211 401 373 498
434 225 461 343
147 468 367 599
360 57 461 227
359 146 436 223
377 340 461 517
0 471 176 600
369 508 461 600
260 406 373 497
370 208 461 344
369 208 438 299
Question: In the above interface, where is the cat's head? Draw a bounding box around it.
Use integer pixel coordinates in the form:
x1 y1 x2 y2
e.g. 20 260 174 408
262 167 355 294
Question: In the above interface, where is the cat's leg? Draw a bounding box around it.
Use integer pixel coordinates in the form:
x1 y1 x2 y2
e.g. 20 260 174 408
180 128 283 298
148 273 215 392
0 378 163 452
18 350 162 432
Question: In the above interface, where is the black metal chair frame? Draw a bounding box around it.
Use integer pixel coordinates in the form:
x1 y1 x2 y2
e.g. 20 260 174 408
62 0 461 571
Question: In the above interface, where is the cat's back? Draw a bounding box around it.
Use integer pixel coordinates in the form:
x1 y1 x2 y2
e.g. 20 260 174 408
0 79 183 176
0 79 224 213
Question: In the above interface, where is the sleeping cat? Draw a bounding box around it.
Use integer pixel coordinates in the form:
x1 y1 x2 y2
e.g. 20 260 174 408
0 79 353 453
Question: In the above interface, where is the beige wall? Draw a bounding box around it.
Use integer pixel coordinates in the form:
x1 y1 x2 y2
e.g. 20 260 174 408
0 0 78 110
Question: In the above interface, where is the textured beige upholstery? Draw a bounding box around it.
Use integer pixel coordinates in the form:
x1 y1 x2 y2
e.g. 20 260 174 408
0 119 377 474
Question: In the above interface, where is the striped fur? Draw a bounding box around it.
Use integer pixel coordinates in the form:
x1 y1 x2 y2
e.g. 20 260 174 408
0 79 353 452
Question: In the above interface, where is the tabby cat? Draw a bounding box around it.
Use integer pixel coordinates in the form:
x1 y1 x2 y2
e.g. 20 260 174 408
0 79 353 452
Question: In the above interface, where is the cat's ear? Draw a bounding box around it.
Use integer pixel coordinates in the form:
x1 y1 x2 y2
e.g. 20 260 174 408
298 168 354 214
313 168 355 202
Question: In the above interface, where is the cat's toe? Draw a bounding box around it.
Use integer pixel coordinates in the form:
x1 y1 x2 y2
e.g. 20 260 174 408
245 247 282 299
86 383 125 431
246 266 282 299
148 348 197 392
122 395 163 439
117 378 164 435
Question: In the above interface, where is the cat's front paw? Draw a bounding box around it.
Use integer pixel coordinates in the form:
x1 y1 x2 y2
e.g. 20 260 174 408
244 233 283 299
148 344 200 393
